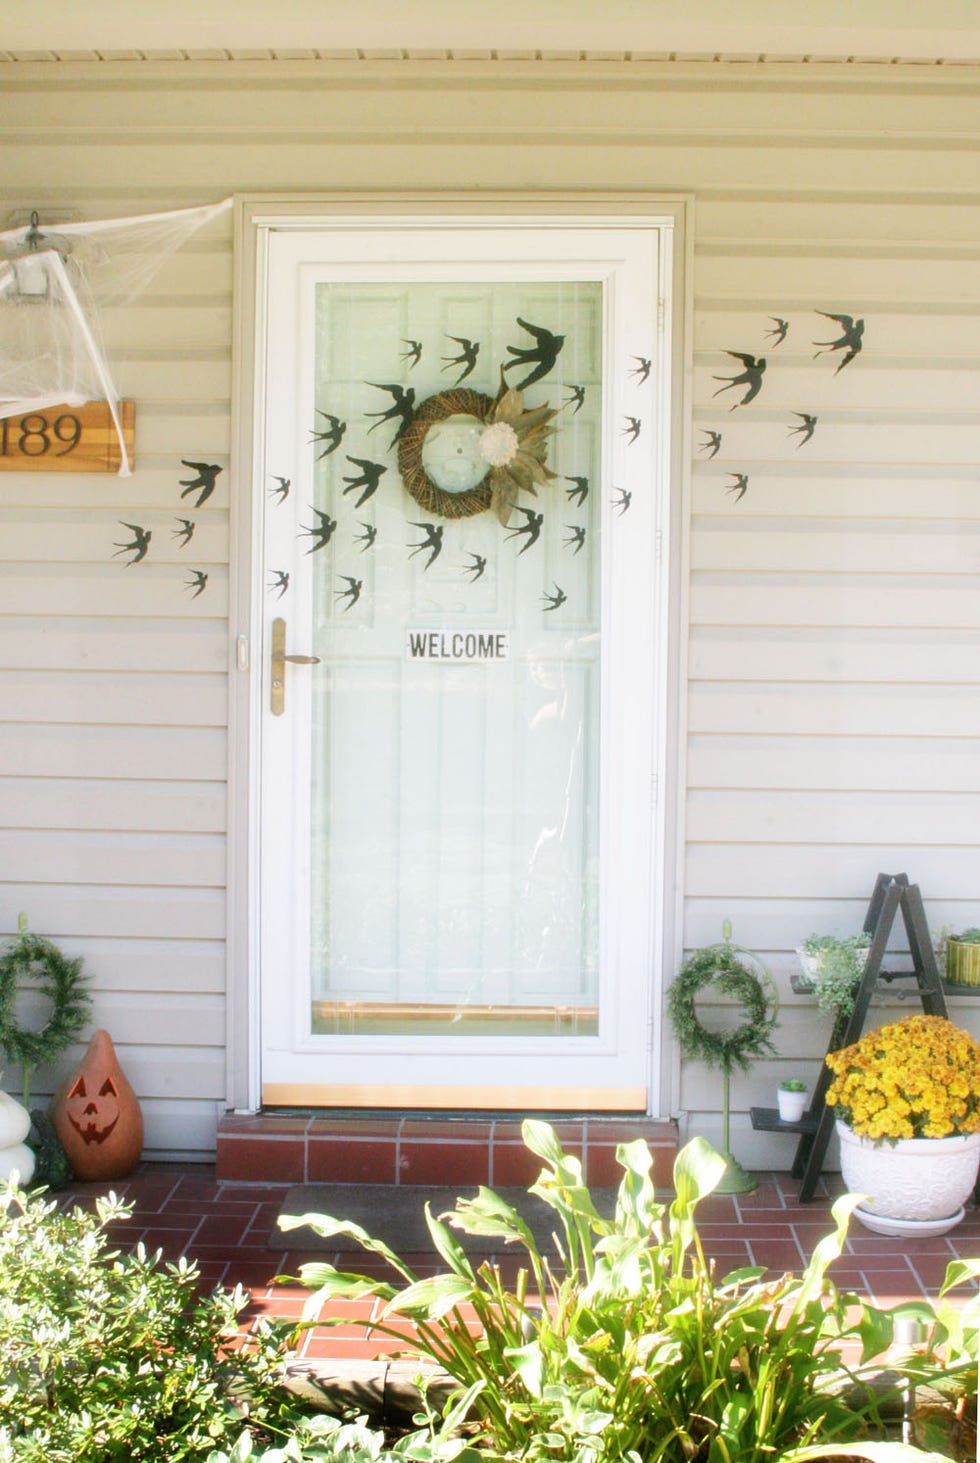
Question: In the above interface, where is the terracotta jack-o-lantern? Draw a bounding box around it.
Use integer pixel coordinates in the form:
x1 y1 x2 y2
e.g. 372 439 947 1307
50 1030 143 1180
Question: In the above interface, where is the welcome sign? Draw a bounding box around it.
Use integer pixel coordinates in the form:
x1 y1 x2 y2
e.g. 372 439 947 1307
405 629 511 662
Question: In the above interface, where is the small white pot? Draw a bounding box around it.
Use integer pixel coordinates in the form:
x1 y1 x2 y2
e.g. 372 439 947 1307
777 1086 808 1122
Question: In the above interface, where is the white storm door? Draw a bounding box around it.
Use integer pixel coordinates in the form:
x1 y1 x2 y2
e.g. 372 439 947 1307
256 216 670 1109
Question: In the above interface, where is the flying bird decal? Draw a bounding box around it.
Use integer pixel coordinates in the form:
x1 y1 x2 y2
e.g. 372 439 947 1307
765 317 789 347
342 456 388 507
179 460 222 507
787 412 818 448
712 352 767 409
184 570 208 598
563 384 586 414
112 522 151 564
310 411 347 459
400 338 423 369
365 382 416 447
335 576 363 611
725 473 749 502
268 569 290 599
563 524 586 555
505 505 544 553
268 475 291 502
563 475 589 506
354 522 377 552
611 487 632 516
699 430 723 459
542 583 567 612
813 312 865 373
407 521 444 571
629 356 652 384
171 517 195 547
462 552 487 581
441 335 480 385
300 507 338 554
502 317 566 390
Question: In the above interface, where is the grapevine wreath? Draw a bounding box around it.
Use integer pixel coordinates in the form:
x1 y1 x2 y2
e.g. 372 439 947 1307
667 941 777 1073
0 930 90 1072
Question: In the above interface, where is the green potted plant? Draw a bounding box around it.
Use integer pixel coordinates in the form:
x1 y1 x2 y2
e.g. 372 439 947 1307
796 933 871 1020
777 1076 808 1122
944 927 980 988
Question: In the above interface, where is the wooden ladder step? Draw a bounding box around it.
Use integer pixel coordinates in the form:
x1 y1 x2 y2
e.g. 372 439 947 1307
750 1106 819 1136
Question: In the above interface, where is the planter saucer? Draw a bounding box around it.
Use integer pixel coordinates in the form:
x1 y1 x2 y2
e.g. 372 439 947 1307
854 1203 965 1238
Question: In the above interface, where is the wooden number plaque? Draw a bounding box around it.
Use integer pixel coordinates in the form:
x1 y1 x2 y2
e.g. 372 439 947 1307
0 400 135 472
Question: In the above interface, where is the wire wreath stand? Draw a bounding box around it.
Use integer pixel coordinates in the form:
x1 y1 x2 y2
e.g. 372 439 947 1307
667 921 779 1194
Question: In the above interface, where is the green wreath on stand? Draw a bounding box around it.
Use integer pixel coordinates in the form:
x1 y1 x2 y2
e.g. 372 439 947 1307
667 933 778 1194
0 922 91 1188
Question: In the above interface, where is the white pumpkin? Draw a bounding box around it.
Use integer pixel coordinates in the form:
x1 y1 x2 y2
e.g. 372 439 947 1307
0 1087 30 1148
0 1141 35 1184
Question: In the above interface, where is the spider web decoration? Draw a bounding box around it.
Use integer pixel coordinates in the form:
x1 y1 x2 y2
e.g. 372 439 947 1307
0 198 231 476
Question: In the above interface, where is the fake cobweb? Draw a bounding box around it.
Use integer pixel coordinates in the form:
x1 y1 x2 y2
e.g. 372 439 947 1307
0 198 232 475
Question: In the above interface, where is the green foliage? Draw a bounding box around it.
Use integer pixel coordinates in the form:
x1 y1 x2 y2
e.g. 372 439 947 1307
283 1123 909 1463
0 1178 304 1463
951 929 980 945
666 942 777 1073
780 1078 807 1092
799 934 871 1019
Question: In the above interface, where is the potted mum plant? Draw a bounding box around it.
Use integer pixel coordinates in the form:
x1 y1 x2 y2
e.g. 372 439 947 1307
796 932 871 1021
825 1013 980 1237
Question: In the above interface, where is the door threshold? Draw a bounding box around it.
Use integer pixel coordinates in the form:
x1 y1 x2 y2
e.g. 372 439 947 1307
216 1111 679 1187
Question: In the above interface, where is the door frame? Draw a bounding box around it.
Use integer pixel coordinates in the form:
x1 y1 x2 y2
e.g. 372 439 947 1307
227 191 693 1117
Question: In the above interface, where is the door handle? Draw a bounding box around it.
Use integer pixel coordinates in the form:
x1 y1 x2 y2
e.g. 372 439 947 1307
270 617 320 716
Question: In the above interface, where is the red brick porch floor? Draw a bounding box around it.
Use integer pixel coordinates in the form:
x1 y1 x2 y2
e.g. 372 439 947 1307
60 1163 980 1366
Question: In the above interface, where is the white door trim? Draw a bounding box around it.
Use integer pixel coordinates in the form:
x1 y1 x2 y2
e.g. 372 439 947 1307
226 192 693 1117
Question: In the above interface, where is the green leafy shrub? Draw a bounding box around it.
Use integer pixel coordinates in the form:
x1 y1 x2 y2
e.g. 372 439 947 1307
283 1123 923 1463
0 1178 306 1463
798 934 871 1019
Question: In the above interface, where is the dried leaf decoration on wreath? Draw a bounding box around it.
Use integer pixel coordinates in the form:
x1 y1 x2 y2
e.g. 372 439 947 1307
397 373 559 525
0 930 91 1073
667 942 777 1075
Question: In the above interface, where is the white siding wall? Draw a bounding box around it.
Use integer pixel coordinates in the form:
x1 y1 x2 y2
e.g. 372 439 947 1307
1 56 978 1160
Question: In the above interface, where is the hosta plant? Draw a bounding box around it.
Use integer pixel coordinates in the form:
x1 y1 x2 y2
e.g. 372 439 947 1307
283 1123 925 1463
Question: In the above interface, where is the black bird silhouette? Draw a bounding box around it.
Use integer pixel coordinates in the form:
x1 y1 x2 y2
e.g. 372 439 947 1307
612 487 632 516
813 312 865 373
354 522 377 552
712 352 767 409
179 460 222 507
765 317 789 347
269 475 291 502
564 384 586 414
171 517 195 547
366 383 416 447
335 576 363 612
112 522 152 564
462 552 487 581
725 473 749 502
699 430 723 459
563 525 586 555
622 416 642 444
441 335 480 385
342 456 387 507
563 475 589 506
310 412 347 459
400 339 423 369
300 507 338 554
542 583 567 612
185 570 208 598
630 356 652 384
408 522 444 571
505 505 544 554
503 317 566 389
268 570 290 599
788 412 818 448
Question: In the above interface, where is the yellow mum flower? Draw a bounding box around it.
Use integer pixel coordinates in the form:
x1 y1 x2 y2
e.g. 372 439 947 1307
825 1015 980 1142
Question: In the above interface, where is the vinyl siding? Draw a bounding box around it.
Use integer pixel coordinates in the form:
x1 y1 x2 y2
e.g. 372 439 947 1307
0 55 978 1160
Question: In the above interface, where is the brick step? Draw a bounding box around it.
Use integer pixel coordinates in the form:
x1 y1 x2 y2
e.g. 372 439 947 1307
217 1111 679 1188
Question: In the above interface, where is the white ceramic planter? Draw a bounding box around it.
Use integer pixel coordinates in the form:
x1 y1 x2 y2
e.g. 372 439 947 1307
837 1119 980 1236
777 1087 808 1122
0 1087 35 1184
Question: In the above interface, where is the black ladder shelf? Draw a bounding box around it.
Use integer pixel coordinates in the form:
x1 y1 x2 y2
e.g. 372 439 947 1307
750 872 948 1201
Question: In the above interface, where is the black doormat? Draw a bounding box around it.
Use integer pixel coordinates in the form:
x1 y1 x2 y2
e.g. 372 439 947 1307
272 1183 619 1254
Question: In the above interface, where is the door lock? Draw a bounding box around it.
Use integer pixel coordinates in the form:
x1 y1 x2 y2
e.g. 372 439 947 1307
270 616 320 716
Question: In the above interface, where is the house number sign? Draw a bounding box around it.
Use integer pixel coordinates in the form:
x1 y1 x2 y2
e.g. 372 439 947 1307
0 399 135 473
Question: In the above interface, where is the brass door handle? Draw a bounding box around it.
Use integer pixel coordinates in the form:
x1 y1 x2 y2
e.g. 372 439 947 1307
270 617 320 716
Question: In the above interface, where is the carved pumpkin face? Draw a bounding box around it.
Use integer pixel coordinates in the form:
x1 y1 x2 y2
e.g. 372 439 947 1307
65 1074 120 1146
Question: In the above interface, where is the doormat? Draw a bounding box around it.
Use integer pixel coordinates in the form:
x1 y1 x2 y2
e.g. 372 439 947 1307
272 1183 618 1253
